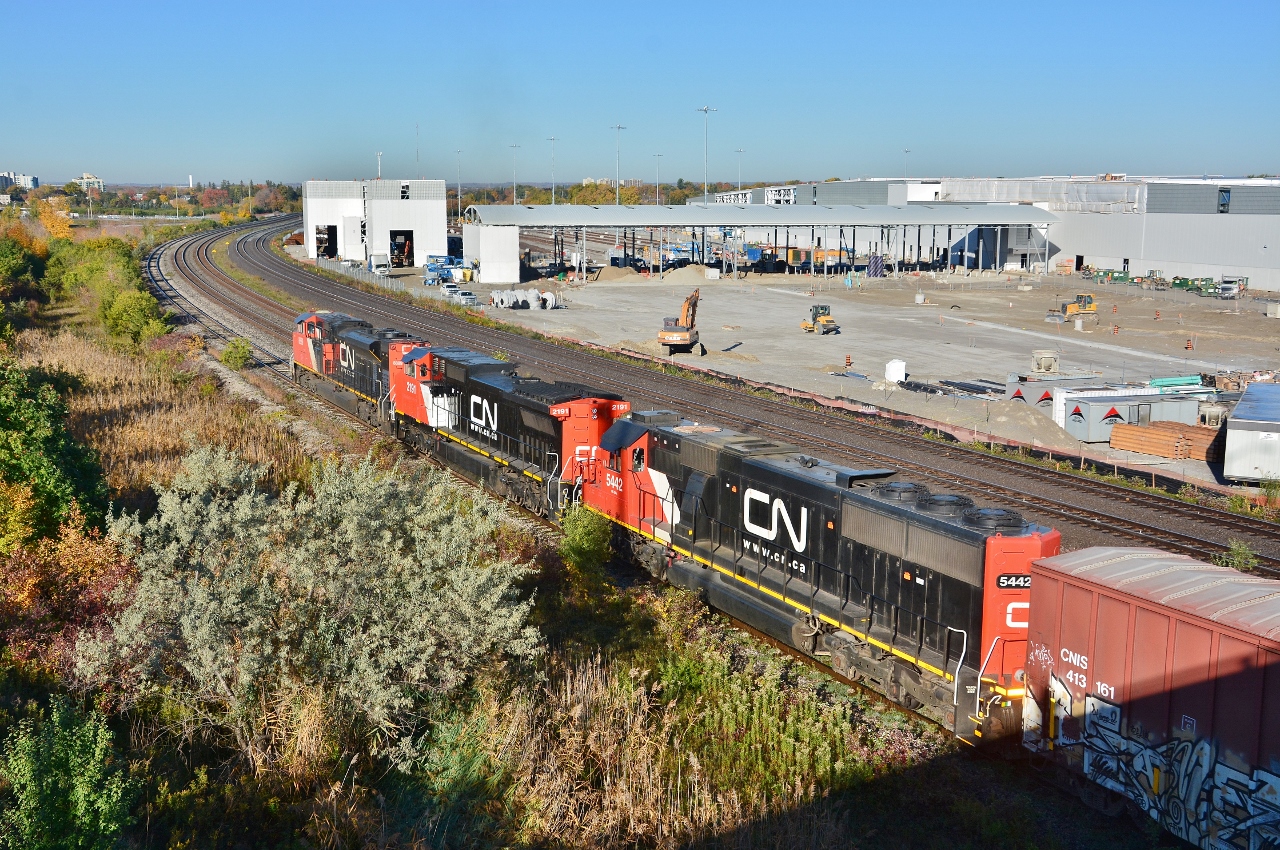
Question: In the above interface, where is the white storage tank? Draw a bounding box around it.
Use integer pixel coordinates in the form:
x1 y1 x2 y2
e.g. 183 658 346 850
1225 383 1280 482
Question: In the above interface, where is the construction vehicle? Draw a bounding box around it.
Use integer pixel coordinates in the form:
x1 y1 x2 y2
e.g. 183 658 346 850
1045 293 1096 321
658 288 700 354
800 304 840 334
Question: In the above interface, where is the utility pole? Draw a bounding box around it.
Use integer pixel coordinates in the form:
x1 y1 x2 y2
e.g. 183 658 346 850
735 148 744 192
547 136 558 205
654 154 663 204
415 124 420 179
454 150 462 221
609 124 626 205
903 149 911 179
509 145 520 205
376 151 383 180
697 106 717 205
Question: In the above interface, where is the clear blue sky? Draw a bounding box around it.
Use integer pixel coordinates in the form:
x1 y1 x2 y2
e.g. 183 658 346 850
7 1 1277 186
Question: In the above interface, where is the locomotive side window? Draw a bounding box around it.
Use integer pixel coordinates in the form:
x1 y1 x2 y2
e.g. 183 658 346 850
606 452 620 472
631 447 645 471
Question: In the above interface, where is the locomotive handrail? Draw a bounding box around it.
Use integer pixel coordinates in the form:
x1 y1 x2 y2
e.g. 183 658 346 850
974 635 1003 719
947 627 968 705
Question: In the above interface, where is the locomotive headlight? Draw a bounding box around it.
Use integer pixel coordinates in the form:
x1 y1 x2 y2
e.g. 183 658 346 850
1014 668 1026 683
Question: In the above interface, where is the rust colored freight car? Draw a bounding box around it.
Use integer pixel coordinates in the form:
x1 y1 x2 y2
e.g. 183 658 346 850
1022 547 1280 848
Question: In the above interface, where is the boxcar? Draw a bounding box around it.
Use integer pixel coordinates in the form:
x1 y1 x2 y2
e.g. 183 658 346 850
1023 547 1280 847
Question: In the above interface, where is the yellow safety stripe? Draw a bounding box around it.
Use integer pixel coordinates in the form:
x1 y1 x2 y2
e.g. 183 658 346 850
981 679 1025 698
438 430 544 482
583 505 951 681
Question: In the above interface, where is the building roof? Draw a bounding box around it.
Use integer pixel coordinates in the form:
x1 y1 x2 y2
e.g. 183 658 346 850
463 203 1058 228
1034 547 1280 641
1230 382 1280 424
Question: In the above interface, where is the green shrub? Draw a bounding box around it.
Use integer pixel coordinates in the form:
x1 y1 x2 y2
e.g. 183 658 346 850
220 337 252 370
102 287 167 342
0 698 137 850
1216 539 1260 573
0 357 106 540
559 503 613 578
76 448 541 774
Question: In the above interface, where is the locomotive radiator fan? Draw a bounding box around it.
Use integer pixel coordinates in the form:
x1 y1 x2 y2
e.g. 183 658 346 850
961 507 1026 529
914 493 974 516
874 481 930 502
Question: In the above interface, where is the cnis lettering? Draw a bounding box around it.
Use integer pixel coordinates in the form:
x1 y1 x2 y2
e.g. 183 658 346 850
1060 648 1088 670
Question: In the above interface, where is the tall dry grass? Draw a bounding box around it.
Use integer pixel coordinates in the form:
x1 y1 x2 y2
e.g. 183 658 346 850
15 330 310 505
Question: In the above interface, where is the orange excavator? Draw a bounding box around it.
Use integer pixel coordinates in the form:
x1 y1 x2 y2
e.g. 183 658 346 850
658 288 700 355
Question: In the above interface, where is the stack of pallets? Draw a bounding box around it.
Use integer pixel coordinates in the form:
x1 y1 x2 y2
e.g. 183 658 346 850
1109 422 1225 462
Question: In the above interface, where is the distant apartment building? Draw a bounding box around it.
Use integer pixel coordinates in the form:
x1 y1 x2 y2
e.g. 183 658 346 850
0 171 38 190
75 172 106 191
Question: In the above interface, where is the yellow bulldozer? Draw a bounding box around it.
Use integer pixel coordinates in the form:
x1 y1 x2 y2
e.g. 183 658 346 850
800 304 840 335
1046 293 1097 321
658 288 701 354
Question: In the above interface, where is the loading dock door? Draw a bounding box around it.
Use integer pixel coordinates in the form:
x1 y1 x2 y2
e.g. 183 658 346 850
1075 255 1084 272
316 225 337 259
390 230 414 267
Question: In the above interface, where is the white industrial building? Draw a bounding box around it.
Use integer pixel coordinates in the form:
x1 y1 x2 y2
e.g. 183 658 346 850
715 176 1280 291
302 179 447 267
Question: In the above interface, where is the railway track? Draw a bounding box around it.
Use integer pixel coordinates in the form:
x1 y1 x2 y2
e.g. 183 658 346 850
159 217 1280 571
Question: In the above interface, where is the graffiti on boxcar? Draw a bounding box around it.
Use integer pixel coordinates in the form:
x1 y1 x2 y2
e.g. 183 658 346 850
1044 674 1280 849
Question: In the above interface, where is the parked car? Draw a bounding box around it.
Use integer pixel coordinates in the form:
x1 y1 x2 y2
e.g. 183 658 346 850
454 290 478 307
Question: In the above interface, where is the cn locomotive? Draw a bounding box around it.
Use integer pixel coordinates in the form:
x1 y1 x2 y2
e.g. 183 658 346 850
290 309 1280 846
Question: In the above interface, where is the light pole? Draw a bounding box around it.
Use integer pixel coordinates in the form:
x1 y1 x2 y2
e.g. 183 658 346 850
903 149 911 178
376 151 383 180
547 136 558 205
735 148 744 192
454 150 463 221
697 106 717 205
509 145 520 205
654 154 662 204
609 124 626 205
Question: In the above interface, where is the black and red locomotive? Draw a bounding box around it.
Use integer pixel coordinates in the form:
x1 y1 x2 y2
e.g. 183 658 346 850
291 309 1280 848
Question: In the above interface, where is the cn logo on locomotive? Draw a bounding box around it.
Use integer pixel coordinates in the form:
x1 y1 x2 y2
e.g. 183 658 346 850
469 395 498 437
742 488 808 552
339 342 356 370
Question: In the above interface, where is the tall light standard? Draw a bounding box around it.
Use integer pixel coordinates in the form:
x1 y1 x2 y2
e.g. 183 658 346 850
547 136 558 205
509 145 520 205
376 151 383 180
653 154 663 204
735 148 744 192
454 150 463 221
697 106 717 205
609 124 626 205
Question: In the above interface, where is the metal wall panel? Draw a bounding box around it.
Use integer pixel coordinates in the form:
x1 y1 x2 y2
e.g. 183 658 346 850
905 525 984 586
816 181 888 205
681 440 718 475
1225 427 1280 480
1146 183 1218 214
1229 186 1280 215
841 503 906 558
304 181 363 199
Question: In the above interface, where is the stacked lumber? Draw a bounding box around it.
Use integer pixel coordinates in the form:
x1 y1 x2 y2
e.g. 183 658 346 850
1109 421 1225 462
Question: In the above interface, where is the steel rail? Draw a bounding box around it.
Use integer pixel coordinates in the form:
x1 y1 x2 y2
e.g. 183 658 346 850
207 218 1280 569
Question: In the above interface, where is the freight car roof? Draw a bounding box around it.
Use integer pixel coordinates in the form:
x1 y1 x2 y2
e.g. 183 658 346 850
1035 547 1280 641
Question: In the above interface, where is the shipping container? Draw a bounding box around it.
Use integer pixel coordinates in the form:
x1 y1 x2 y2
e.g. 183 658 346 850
1224 382 1280 482
1023 547 1280 846
1063 393 1200 443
